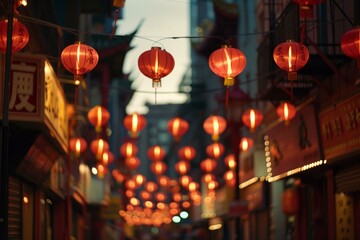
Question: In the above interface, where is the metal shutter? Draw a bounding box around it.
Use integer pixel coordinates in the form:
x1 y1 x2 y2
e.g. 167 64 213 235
8 176 21 240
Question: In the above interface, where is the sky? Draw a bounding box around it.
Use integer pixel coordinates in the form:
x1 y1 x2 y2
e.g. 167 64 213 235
117 0 190 114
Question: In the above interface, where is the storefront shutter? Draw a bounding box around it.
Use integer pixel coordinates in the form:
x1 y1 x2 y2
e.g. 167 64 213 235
8 176 21 239
335 164 360 193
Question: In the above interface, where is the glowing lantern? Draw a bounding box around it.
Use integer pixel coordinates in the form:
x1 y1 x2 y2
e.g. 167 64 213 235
273 40 309 80
158 175 170 187
69 137 87 157
200 158 217 173
125 156 140 170
277 102 297 124
174 160 190 175
173 192 182 202
138 46 175 88
202 173 216 183
282 188 300 215
224 154 236 169
145 181 158 192
123 113 147 138
178 146 196 161
112 169 125 183
140 191 151 200
167 117 189 141
208 45 246 87
203 115 227 141
90 138 109 159
341 27 360 68
155 192 167 202
100 151 114 165
87 105 110 133
207 180 219 190
0 18 29 53
151 161 167 175
179 175 192 188
96 163 107 178
119 141 138 158
125 179 137 190
61 41 99 85
133 173 146 186
224 170 235 185
188 182 199 192
206 142 225 159
242 108 263 132
239 137 254 152
147 145 166 161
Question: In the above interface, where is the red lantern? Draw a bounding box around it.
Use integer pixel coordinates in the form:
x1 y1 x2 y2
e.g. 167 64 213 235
208 45 246 87
207 180 219 190
138 46 175 88
125 156 140 170
155 192 167 202
120 141 138 158
242 108 263 132
87 105 110 133
133 173 146 186
145 181 158 192
273 40 309 80
69 137 87 157
200 158 217 173
239 137 254 152
96 163 108 178
0 18 29 53
178 146 196 161
140 190 151 200
206 142 225 159
277 102 297 125
147 145 166 162
112 169 125 183
188 182 200 192
203 115 227 141
158 175 170 187
123 113 147 138
282 188 300 215
90 138 109 159
151 161 167 175
174 160 190 175
61 41 99 85
168 117 189 141
341 27 360 68
224 154 236 169
179 175 192 188
100 151 115 165
292 0 325 18
202 173 216 183
224 170 235 185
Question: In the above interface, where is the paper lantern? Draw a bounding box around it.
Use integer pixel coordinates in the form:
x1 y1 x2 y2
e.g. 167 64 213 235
168 117 189 141
150 161 167 175
224 170 235 185
96 163 108 178
179 175 192 188
100 151 114 165
282 188 300 215
203 115 227 141
155 192 167 202
133 173 146 186
200 158 217 173
341 27 360 68
69 137 87 157
145 181 158 192
123 113 147 138
120 141 138 158
208 45 246 87
174 160 190 175
158 175 170 187
188 182 200 192
112 169 125 183
242 108 263 132
140 190 151 201
273 40 309 80
239 137 254 152
0 18 29 53
147 145 166 162
206 142 225 159
90 138 109 159
61 41 99 85
202 173 216 183
207 180 219 190
277 102 297 124
125 156 140 170
125 179 137 190
178 146 196 161
87 105 110 133
224 154 236 169
138 46 175 88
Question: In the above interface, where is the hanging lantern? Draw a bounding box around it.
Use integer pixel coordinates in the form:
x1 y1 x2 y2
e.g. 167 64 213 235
224 154 236 169
277 102 297 125
96 163 108 178
207 180 219 190
188 182 200 192
150 161 167 175
119 141 138 159
61 41 99 85
140 190 151 201
178 146 196 161
87 105 110 133
155 192 167 202
112 169 125 183
147 145 166 162
341 27 360 69
242 108 263 132
138 46 175 88
168 117 189 142
100 151 115 165
0 18 29 53
90 138 109 159
125 179 137 190
173 192 182 202
273 40 309 81
200 158 217 173
69 137 87 157
125 156 140 170
239 137 254 152
208 45 246 87
158 175 170 188
179 175 192 188
282 188 300 215
123 113 147 138
203 115 227 141
224 170 235 186
145 181 158 192
202 173 216 184
174 160 190 175
206 142 225 159
133 173 146 186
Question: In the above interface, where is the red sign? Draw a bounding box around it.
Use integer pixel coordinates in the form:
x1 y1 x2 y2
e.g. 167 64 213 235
318 93 360 160
228 200 248 217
